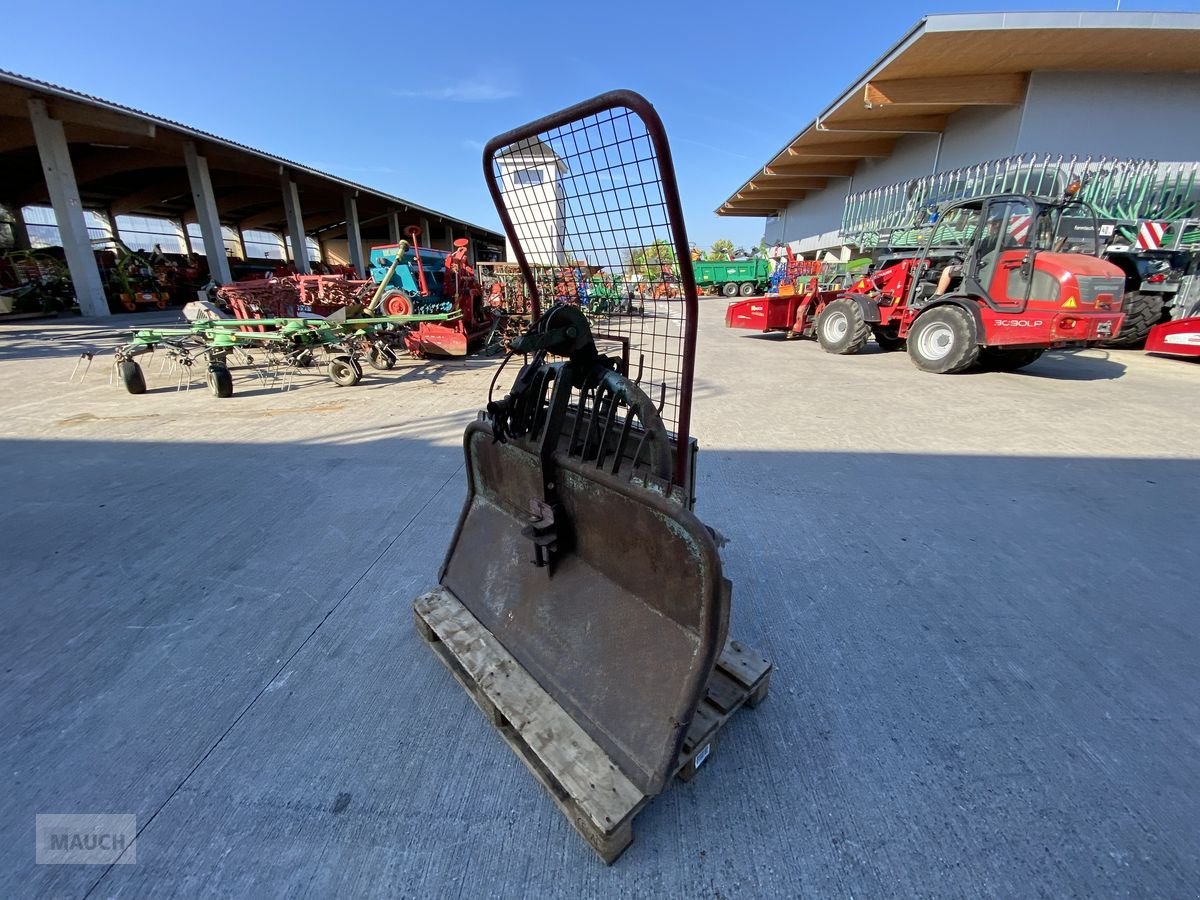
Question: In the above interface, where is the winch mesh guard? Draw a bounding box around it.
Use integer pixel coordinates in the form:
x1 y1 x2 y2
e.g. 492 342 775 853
416 91 772 862
483 91 700 485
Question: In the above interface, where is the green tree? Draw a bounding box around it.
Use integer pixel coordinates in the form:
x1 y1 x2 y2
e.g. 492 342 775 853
625 238 677 279
706 239 734 260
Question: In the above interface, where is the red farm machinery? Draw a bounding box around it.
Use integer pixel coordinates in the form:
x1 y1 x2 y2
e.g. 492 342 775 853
728 192 1127 373
365 226 498 357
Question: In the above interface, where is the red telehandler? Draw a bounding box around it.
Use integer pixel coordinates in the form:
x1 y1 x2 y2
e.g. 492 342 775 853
727 193 1127 373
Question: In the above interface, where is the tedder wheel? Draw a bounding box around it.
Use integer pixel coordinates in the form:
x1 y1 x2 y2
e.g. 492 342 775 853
368 345 396 370
1100 292 1164 348
328 355 362 387
738 281 755 297
118 360 146 395
206 364 234 398
872 327 904 352
721 282 739 298
815 297 870 355
907 306 980 374
978 347 1044 372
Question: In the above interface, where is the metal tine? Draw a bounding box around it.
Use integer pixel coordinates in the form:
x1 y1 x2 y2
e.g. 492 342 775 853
580 382 607 461
568 381 591 455
655 381 666 415
594 387 622 469
533 368 557 440
610 411 636 475
69 351 94 383
630 419 654 473
633 353 645 385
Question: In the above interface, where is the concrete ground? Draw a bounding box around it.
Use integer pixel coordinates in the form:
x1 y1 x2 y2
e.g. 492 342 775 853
1 303 1197 898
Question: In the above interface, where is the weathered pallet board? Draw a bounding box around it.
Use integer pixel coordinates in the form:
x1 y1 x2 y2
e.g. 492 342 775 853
413 586 771 864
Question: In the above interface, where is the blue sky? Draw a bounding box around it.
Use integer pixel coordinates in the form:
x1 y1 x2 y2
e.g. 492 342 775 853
6 0 1200 251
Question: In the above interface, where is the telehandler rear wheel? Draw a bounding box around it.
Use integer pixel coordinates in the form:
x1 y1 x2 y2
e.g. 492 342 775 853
907 306 979 374
816 298 870 355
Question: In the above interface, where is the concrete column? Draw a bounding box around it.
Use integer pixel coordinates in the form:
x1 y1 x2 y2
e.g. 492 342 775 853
27 99 108 317
343 193 365 276
388 211 402 244
420 216 432 249
183 142 233 284
10 204 32 251
280 173 309 274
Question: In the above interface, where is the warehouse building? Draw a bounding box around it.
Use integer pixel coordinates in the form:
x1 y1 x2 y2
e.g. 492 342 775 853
718 11 1200 256
0 70 504 317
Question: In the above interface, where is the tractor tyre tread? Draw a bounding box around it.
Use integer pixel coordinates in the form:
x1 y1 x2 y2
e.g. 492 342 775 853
816 297 870 355
907 306 980 374
1101 292 1165 348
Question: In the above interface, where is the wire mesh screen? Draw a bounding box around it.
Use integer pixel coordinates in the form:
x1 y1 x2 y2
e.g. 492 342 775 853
484 92 697 449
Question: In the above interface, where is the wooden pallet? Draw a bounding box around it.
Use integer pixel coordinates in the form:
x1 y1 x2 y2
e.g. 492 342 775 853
413 586 771 864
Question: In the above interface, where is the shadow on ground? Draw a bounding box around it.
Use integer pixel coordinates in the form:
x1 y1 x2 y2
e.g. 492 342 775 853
0 434 1195 897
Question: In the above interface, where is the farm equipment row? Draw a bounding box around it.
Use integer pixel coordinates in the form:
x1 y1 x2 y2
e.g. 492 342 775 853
111 310 459 397
729 192 1128 373
840 154 1200 355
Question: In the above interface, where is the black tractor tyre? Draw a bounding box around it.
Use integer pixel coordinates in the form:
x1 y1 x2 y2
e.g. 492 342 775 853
206 364 234 398
1101 292 1165 348
721 282 739 298
328 355 361 387
816 298 871 355
368 345 396 370
978 347 1045 372
907 306 980 374
872 327 905 352
119 360 146 395
738 281 755 297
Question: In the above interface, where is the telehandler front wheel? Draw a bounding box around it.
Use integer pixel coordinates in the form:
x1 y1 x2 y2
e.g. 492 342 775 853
907 306 980 374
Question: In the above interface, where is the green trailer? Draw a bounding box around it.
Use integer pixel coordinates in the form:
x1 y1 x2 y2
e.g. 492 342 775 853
692 258 772 297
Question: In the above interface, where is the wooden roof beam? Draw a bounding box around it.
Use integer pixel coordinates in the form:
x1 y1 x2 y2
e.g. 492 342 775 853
0 117 35 152
717 206 778 217
737 190 806 201
746 177 827 190
764 161 858 178
239 209 288 230
864 73 1027 108
820 113 948 133
109 181 191 216
786 139 894 159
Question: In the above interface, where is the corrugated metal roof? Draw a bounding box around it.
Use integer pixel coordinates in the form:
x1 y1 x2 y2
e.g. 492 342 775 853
0 68 503 238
